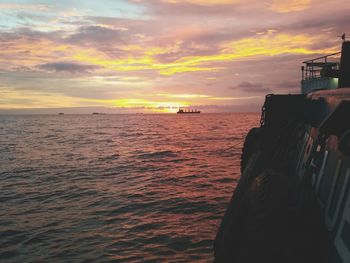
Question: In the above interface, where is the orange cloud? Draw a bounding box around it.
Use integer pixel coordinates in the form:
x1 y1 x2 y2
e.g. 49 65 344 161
1 30 335 77
0 88 109 109
73 32 334 75
269 0 311 13
156 93 211 99
0 37 74 70
155 93 258 101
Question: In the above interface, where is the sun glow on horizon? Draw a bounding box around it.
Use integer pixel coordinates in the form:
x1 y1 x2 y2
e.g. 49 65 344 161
113 98 188 113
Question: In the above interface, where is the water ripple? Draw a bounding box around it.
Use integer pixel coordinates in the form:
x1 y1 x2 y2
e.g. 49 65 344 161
0 113 259 262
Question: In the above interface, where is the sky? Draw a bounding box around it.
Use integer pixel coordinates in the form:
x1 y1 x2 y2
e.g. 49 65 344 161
0 0 349 113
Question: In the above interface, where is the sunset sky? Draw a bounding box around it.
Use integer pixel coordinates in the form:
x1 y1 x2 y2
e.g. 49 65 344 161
0 0 349 113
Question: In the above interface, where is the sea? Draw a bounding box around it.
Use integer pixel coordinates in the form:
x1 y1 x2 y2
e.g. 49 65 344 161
0 113 259 262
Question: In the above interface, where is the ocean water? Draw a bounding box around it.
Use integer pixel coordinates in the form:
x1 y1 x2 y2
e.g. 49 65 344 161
0 113 259 262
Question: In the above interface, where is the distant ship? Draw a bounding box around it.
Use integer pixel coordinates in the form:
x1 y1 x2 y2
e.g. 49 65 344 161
58 112 64 115
92 112 106 115
177 109 200 114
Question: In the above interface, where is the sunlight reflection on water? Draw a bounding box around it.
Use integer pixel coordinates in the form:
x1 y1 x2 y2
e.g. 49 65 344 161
0 113 259 262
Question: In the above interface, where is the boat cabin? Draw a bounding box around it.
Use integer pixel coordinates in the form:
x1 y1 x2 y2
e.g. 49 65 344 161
301 40 350 94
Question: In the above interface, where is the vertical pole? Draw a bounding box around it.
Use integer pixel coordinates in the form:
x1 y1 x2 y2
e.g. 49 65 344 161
339 41 350 88
301 66 304 80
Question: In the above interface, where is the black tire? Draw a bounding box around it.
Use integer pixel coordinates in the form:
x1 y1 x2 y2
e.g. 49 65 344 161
241 127 262 173
214 169 294 263
234 169 298 263
215 168 331 263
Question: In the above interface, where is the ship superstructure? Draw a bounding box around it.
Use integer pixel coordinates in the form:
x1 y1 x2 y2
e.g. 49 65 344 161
301 39 350 94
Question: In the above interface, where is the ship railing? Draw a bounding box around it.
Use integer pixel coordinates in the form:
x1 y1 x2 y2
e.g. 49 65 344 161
301 52 341 81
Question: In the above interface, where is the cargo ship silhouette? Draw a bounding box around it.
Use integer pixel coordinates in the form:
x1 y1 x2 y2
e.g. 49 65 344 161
177 108 201 114
215 37 350 263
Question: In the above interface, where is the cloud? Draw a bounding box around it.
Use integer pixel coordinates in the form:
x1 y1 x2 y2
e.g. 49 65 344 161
238 82 263 89
1 0 349 111
269 0 311 13
160 0 239 5
67 25 124 44
71 32 334 76
275 81 300 91
37 62 99 73
234 81 272 93
156 93 211 98
0 3 49 12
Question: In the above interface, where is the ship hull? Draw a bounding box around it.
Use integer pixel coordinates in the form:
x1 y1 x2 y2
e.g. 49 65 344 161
214 88 350 263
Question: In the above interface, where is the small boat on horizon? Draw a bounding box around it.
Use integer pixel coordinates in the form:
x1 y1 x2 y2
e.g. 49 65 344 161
177 109 201 114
